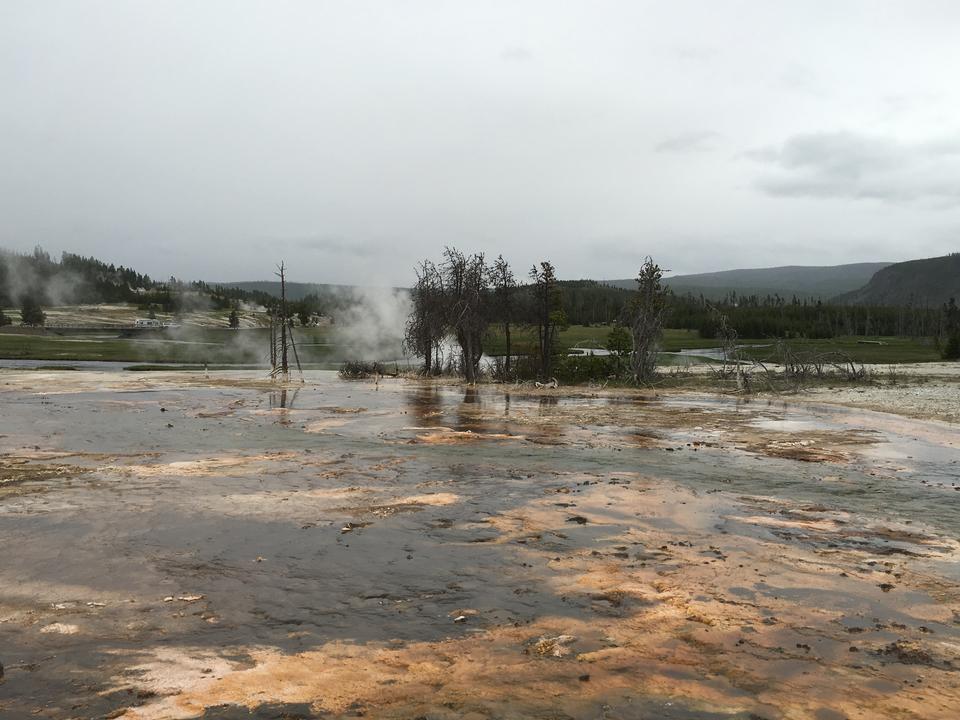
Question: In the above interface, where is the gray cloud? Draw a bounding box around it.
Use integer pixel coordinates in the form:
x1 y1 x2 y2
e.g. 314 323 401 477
672 45 718 63
750 132 960 205
292 236 384 258
3 2 960 283
655 131 719 154
775 65 827 97
500 46 533 63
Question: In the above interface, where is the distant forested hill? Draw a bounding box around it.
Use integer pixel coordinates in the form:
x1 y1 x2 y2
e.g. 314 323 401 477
836 254 960 306
605 262 891 301
0 247 277 313
0 247 161 306
215 281 396 319
216 280 363 302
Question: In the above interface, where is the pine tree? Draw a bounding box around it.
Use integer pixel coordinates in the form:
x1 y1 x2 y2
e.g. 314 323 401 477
626 258 669 383
20 295 46 326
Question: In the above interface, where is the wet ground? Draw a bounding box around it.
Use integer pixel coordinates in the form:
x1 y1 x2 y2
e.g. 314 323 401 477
1 370 959 719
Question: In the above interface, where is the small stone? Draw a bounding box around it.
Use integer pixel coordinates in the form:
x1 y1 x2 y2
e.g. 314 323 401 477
40 623 79 634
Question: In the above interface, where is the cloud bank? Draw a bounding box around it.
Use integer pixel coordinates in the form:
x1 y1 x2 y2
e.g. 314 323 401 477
750 132 960 206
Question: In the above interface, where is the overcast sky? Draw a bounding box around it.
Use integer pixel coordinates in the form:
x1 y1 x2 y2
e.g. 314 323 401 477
2 1 960 286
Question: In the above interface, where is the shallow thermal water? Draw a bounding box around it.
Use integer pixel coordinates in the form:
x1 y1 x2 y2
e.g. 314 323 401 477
1 370 959 719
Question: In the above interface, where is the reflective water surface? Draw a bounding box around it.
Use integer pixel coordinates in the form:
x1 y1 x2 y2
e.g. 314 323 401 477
1 370 959 719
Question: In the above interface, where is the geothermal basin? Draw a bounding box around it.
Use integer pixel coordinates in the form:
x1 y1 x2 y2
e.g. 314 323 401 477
1 369 959 719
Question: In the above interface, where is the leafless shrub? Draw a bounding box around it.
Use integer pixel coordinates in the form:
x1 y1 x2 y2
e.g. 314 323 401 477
885 365 901 386
339 360 385 379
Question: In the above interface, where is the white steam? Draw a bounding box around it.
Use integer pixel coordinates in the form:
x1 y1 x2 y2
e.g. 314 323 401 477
0 251 89 307
332 287 412 362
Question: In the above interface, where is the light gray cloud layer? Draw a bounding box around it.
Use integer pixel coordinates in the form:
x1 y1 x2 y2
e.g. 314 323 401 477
751 132 960 205
1 1 960 285
655 131 720 154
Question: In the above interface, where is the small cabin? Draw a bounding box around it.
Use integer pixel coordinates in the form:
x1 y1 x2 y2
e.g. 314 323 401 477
135 318 162 328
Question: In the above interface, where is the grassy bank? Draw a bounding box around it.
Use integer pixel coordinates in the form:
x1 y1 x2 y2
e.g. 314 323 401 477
0 324 941 366
483 325 938 363
735 336 940 364
482 326 722 355
0 327 397 364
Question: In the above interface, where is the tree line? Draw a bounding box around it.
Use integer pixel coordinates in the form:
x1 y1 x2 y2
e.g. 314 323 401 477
3 245 957 361
554 280 957 342
403 249 960 381
530 280 960 358
404 249 669 382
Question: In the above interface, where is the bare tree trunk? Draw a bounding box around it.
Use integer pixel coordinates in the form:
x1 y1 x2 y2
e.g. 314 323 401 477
463 332 475 383
269 313 277 370
539 310 550 378
277 262 289 379
504 322 511 374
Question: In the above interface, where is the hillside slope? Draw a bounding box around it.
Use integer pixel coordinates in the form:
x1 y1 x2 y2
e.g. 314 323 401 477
605 262 890 300
217 281 349 301
836 254 960 306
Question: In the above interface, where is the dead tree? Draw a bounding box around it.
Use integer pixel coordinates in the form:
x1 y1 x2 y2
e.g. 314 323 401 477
491 255 517 376
404 260 445 375
442 248 489 383
529 261 566 379
626 257 668 383
705 304 740 377
277 263 289 378
269 310 278 369
267 262 303 382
